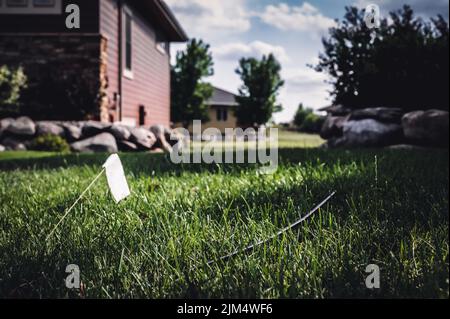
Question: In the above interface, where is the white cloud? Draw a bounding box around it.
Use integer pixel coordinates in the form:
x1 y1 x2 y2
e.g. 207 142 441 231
257 2 336 33
213 40 290 63
283 67 330 103
273 66 331 122
165 0 251 37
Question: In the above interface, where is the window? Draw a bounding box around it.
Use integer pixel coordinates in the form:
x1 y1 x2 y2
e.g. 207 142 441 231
216 108 228 122
0 0 60 14
33 0 55 7
216 108 222 121
124 10 133 73
7 0 28 7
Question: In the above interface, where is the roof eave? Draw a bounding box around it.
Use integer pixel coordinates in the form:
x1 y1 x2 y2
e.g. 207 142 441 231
154 0 188 42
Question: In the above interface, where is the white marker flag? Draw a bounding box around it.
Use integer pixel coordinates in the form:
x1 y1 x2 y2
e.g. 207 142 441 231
103 154 131 203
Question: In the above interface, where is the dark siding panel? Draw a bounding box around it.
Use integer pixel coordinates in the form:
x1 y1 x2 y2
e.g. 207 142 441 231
0 0 99 33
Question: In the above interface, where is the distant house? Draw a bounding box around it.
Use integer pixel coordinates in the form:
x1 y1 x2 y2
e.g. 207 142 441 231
0 0 188 127
203 87 239 133
175 87 239 134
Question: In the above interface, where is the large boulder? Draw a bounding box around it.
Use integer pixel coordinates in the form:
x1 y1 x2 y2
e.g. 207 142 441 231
81 121 111 138
0 118 15 138
386 144 427 151
108 124 131 141
130 128 157 150
150 124 171 138
150 125 173 153
349 107 404 123
320 115 349 139
36 121 65 137
319 104 351 116
71 133 118 153
62 123 82 141
5 117 36 137
402 110 449 147
167 129 186 149
1 137 27 151
118 140 138 152
340 119 404 147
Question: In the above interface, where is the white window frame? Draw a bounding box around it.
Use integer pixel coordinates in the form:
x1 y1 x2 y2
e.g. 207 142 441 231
123 5 134 79
0 0 62 15
156 41 167 55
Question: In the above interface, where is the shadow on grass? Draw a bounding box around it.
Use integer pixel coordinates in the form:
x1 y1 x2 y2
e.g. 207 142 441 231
3 148 445 174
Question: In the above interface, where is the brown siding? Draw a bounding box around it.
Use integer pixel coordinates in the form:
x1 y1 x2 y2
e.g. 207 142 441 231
99 0 120 123
100 0 171 127
0 0 99 33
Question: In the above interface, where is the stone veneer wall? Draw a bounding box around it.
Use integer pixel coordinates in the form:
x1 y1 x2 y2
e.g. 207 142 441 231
0 34 109 122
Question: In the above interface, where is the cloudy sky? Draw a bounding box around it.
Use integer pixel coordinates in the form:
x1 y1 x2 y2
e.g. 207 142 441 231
165 0 449 123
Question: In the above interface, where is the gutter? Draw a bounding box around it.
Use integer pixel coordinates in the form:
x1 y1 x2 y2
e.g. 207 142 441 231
118 0 123 122
155 0 188 42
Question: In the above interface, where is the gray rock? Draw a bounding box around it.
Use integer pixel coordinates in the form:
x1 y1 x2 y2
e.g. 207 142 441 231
402 110 449 147
150 125 173 152
386 144 427 150
0 144 5 152
62 123 82 141
150 124 171 138
319 104 351 116
109 125 131 141
118 140 139 152
130 128 157 150
81 121 111 138
6 117 36 136
0 118 14 137
320 115 349 139
341 119 403 147
167 129 186 149
71 133 118 153
322 137 347 149
1 137 27 151
350 107 404 123
36 121 65 137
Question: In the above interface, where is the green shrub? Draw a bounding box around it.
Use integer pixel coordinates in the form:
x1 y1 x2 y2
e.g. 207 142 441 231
29 134 70 153
293 103 325 134
0 65 27 117
301 113 325 134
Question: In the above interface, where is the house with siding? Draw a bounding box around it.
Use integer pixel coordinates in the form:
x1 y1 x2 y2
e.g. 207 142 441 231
174 87 240 134
201 87 239 134
0 0 187 127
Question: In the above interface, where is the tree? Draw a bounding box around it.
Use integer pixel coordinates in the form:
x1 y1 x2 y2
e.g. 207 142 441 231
235 54 284 128
314 5 449 111
293 103 310 128
0 65 27 117
293 103 325 134
171 39 214 128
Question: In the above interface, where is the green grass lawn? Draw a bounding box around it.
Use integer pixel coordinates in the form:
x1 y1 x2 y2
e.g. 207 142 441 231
0 133 448 298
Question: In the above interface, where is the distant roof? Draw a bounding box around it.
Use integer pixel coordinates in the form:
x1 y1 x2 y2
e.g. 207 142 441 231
130 0 188 42
206 87 238 107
